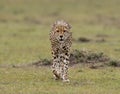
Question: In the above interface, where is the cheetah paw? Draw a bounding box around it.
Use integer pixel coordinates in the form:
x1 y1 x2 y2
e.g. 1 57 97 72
62 79 70 83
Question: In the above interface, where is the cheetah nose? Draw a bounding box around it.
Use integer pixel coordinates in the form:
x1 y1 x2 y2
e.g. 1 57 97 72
60 35 63 38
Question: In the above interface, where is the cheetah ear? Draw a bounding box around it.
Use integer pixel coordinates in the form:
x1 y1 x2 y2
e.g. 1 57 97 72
51 22 57 30
67 23 72 29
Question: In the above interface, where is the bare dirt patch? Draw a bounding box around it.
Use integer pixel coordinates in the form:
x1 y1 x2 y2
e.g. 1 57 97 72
77 37 91 43
75 37 106 43
70 49 109 64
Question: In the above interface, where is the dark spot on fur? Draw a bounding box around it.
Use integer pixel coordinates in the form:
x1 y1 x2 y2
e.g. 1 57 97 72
66 58 69 61
56 55 58 58
56 48 59 51
55 48 59 53
65 53 68 56
62 56 65 59
60 56 63 58
54 56 56 59
63 46 65 49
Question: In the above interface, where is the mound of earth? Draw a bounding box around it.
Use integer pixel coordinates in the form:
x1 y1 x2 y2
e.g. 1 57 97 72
31 49 110 67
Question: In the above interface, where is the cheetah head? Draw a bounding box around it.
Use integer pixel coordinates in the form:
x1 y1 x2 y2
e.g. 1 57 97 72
51 20 72 43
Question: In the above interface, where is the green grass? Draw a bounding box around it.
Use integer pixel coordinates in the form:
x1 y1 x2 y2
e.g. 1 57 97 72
0 66 120 94
0 0 120 93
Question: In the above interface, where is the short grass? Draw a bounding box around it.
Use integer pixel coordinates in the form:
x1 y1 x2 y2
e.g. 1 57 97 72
0 0 120 94
0 66 120 94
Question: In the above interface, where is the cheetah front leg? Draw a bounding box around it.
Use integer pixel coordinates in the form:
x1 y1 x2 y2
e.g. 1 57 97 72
52 60 60 80
61 52 70 82
62 60 70 82
51 51 61 80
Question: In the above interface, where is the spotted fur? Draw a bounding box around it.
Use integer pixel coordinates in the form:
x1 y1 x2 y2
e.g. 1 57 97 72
49 20 72 82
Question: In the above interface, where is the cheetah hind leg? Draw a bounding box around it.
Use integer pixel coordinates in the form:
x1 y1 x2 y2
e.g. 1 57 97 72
53 70 60 80
62 75 70 82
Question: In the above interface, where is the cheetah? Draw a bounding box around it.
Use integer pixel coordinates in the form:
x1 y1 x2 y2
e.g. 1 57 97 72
49 20 72 82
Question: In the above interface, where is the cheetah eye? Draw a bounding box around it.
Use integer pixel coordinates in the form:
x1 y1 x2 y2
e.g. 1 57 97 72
56 30 59 33
63 30 67 32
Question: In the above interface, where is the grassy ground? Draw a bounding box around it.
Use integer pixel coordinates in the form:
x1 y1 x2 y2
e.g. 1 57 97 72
0 0 120 94
0 66 120 94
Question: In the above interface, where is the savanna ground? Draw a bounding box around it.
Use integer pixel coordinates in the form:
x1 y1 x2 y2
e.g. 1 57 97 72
0 0 120 94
